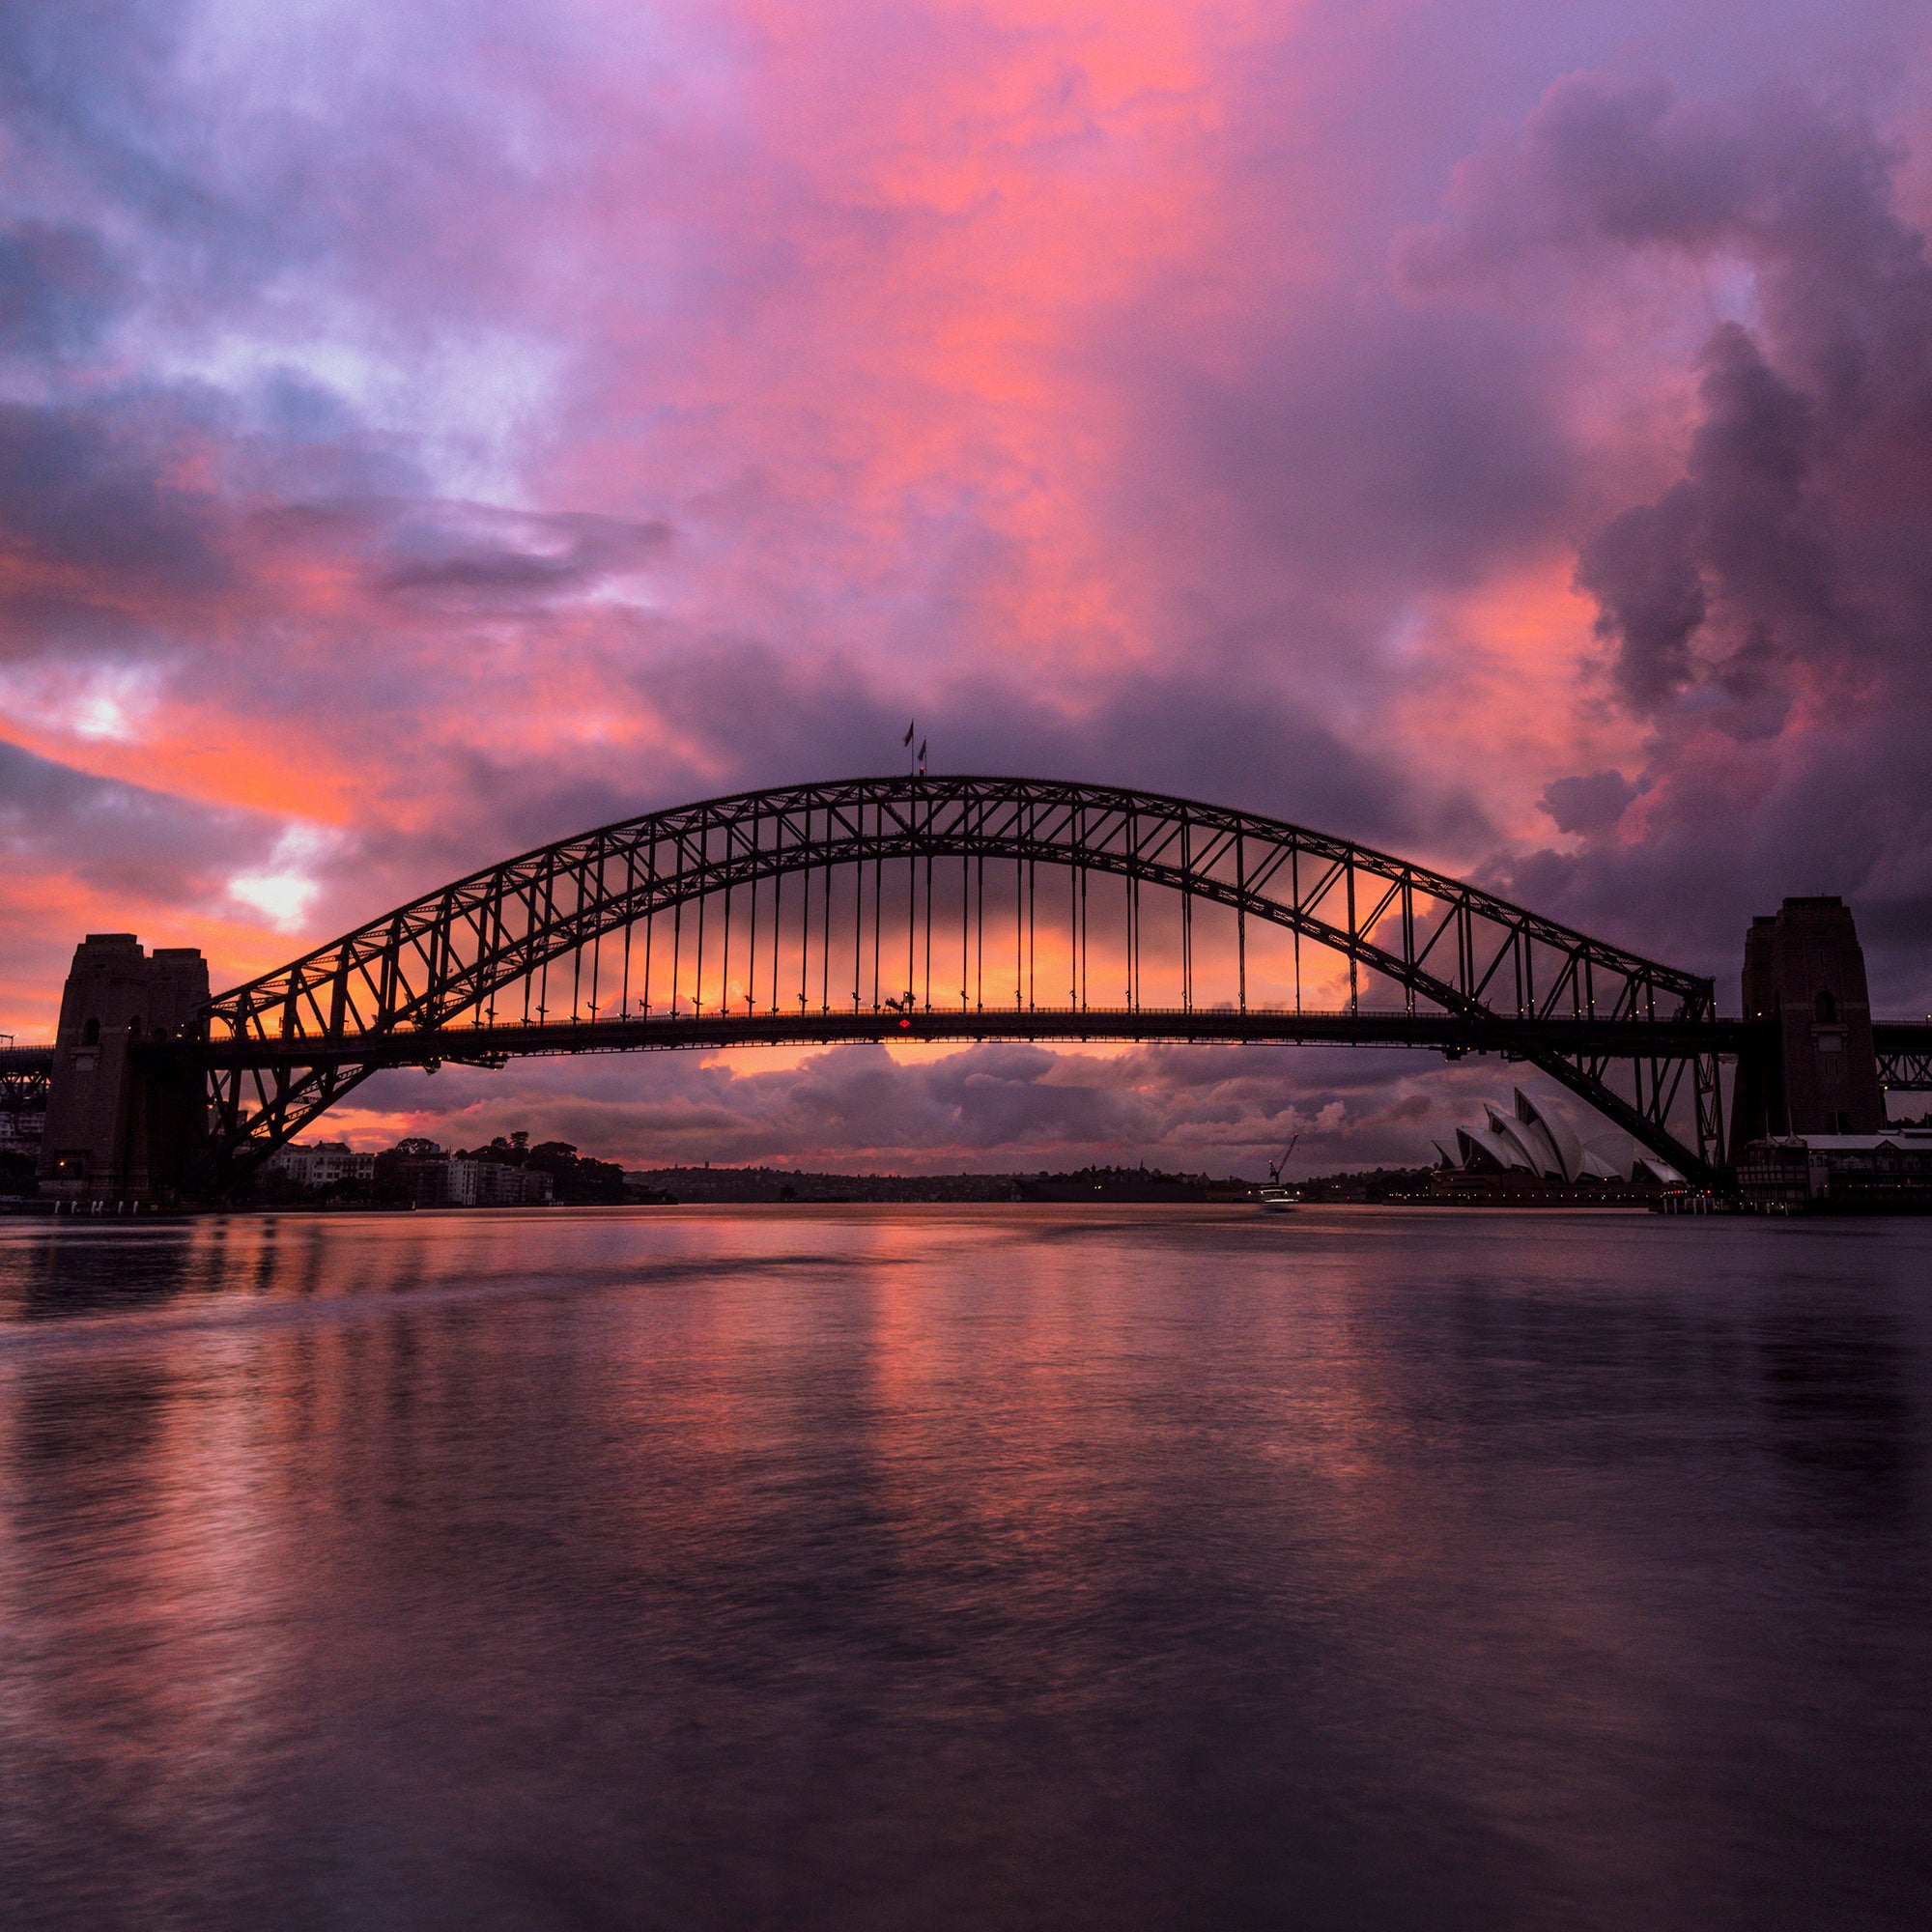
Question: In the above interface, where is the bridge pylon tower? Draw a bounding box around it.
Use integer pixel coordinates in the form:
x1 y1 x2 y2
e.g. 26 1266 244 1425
39 934 209 1205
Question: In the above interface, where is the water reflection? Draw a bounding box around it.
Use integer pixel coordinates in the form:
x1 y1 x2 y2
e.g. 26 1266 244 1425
0 1208 1927 1930
1757 1297 1916 1528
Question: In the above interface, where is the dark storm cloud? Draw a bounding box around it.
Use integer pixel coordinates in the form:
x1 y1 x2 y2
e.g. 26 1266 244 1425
0 397 228 611
1029 672 1495 851
377 506 671 602
0 4 247 268
1577 323 1863 722
0 368 664 760
0 736 285 903
0 2 540 326
1404 72 1932 1007
1572 497 1707 711
351 1042 1166 1173
1406 72 1932 720
1397 74 1756 279
0 222 124 355
623 639 1493 852
343 617 1492 918
1539 770 1640 837
345 1033 1628 1179
334 645 1480 962
1141 301 1578 602
1495 703 1932 1001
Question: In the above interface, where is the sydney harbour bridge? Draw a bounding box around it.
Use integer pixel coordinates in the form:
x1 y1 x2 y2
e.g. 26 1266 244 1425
12 775 1932 1203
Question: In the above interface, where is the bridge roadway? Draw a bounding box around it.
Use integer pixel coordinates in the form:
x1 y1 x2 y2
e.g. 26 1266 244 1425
11 1016 1932 1085
1 1045 52 1102
145 1009 1932 1083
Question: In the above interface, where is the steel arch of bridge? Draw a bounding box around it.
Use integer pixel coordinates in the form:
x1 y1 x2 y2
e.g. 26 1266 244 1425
184 775 1725 1187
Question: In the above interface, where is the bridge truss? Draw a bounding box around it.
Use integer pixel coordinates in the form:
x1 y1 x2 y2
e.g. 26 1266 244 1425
173 775 1739 1189
1876 1028 1932 1096
0 1048 51 1159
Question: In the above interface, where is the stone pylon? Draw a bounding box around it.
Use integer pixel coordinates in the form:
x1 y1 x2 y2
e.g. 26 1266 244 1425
39 935 210 1205
1731 897 1885 1143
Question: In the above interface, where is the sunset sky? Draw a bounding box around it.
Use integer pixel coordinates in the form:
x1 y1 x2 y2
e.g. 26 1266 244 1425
5 0 1931 1173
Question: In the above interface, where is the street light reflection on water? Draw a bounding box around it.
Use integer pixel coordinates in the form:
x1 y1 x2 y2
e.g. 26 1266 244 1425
0 1206 1927 1930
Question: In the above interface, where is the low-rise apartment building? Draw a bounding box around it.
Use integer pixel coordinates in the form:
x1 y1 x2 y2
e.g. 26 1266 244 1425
388 1149 554 1207
264 1141 377 1189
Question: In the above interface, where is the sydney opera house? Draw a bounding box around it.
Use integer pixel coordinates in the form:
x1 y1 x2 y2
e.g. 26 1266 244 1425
1435 1088 1682 1194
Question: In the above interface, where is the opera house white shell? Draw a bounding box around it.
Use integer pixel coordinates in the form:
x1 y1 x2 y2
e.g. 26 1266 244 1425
1435 1088 1626 1183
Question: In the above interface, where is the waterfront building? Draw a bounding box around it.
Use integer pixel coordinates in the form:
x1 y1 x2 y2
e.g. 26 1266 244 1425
447 1157 554 1207
0 1102 44 1161
264 1141 377 1189
1433 1088 1633 1190
386 1145 554 1207
1734 1130 1932 1211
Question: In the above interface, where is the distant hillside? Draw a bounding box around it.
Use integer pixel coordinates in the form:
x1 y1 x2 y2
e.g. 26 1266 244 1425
622 1164 1251 1204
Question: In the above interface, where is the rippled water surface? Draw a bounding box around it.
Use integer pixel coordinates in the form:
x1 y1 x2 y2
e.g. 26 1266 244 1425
1 1206 1928 1930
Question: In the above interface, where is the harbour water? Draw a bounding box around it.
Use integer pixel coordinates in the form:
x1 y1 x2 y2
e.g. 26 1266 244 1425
1 1207 1927 1929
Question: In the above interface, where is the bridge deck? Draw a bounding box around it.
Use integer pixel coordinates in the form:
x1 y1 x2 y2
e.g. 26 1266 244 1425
187 1007 1769 1067
5 1012 1911 1085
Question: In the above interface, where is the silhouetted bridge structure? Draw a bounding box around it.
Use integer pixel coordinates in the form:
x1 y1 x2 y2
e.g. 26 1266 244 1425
21 776 1932 1202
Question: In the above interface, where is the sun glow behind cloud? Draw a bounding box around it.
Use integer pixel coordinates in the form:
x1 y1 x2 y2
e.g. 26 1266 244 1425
0 658 170 745
224 822 343 933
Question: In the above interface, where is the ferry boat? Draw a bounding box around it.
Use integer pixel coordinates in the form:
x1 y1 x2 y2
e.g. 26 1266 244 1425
1257 1136 1299 1213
